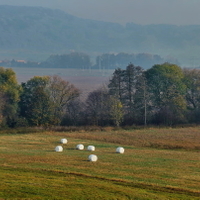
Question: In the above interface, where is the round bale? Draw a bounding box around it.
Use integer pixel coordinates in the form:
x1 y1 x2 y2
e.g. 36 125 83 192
76 144 84 150
60 138 68 144
87 145 95 151
88 154 98 162
55 145 63 152
116 147 125 154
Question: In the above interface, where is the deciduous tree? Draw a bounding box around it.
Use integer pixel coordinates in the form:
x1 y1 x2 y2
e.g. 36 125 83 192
85 88 111 126
0 67 21 127
19 75 80 126
109 96 123 126
183 68 200 123
145 63 187 125
48 75 80 125
19 76 52 126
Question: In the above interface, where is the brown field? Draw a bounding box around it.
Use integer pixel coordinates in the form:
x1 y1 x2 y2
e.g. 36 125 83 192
12 67 113 99
51 126 200 150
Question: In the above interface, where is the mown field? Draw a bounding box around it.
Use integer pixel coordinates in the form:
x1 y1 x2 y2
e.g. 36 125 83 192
0 126 200 200
11 67 113 99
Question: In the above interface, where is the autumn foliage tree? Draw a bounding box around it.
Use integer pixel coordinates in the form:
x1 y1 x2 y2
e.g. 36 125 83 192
19 75 80 126
0 67 21 127
109 96 123 126
48 75 80 125
2 63 200 127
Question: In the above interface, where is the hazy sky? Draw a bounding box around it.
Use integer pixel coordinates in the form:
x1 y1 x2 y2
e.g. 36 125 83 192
0 0 200 25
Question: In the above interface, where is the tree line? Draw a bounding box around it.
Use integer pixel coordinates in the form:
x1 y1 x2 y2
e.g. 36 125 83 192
0 62 200 128
0 52 176 70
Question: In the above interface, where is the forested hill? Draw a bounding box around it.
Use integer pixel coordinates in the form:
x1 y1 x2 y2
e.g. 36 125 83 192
1 5 200 66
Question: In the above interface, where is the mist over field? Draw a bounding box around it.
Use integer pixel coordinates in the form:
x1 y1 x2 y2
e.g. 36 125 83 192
1 0 200 25
0 4 200 67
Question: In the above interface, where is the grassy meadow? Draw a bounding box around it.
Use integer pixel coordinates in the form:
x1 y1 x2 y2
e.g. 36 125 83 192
0 126 200 199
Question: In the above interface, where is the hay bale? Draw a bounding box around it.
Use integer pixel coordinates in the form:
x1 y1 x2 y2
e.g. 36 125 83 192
55 146 63 152
60 138 68 144
87 145 95 151
76 144 84 150
116 147 125 154
88 154 98 162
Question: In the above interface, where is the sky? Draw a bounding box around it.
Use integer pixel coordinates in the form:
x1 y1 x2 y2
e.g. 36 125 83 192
0 0 200 25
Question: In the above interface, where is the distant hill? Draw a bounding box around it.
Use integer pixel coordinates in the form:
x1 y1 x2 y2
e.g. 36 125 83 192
0 5 200 67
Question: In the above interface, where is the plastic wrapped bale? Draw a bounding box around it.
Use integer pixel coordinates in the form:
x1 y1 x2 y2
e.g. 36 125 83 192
55 146 63 152
88 154 98 162
76 144 84 150
60 138 68 144
87 145 95 151
116 147 125 154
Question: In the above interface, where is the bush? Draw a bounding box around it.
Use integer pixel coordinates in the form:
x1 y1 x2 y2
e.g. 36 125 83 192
14 117 29 127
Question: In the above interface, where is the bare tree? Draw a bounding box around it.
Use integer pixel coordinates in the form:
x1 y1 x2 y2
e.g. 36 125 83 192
85 88 111 126
48 75 80 125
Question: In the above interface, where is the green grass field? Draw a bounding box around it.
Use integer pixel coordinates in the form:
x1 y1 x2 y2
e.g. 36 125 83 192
0 127 200 199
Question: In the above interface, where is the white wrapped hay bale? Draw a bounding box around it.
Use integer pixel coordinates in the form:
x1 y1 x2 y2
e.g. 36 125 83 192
55 146 63 152
87 145 95 151
88 154 98 162
60 138 68 144
76 144 84 150
116 147 125 154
